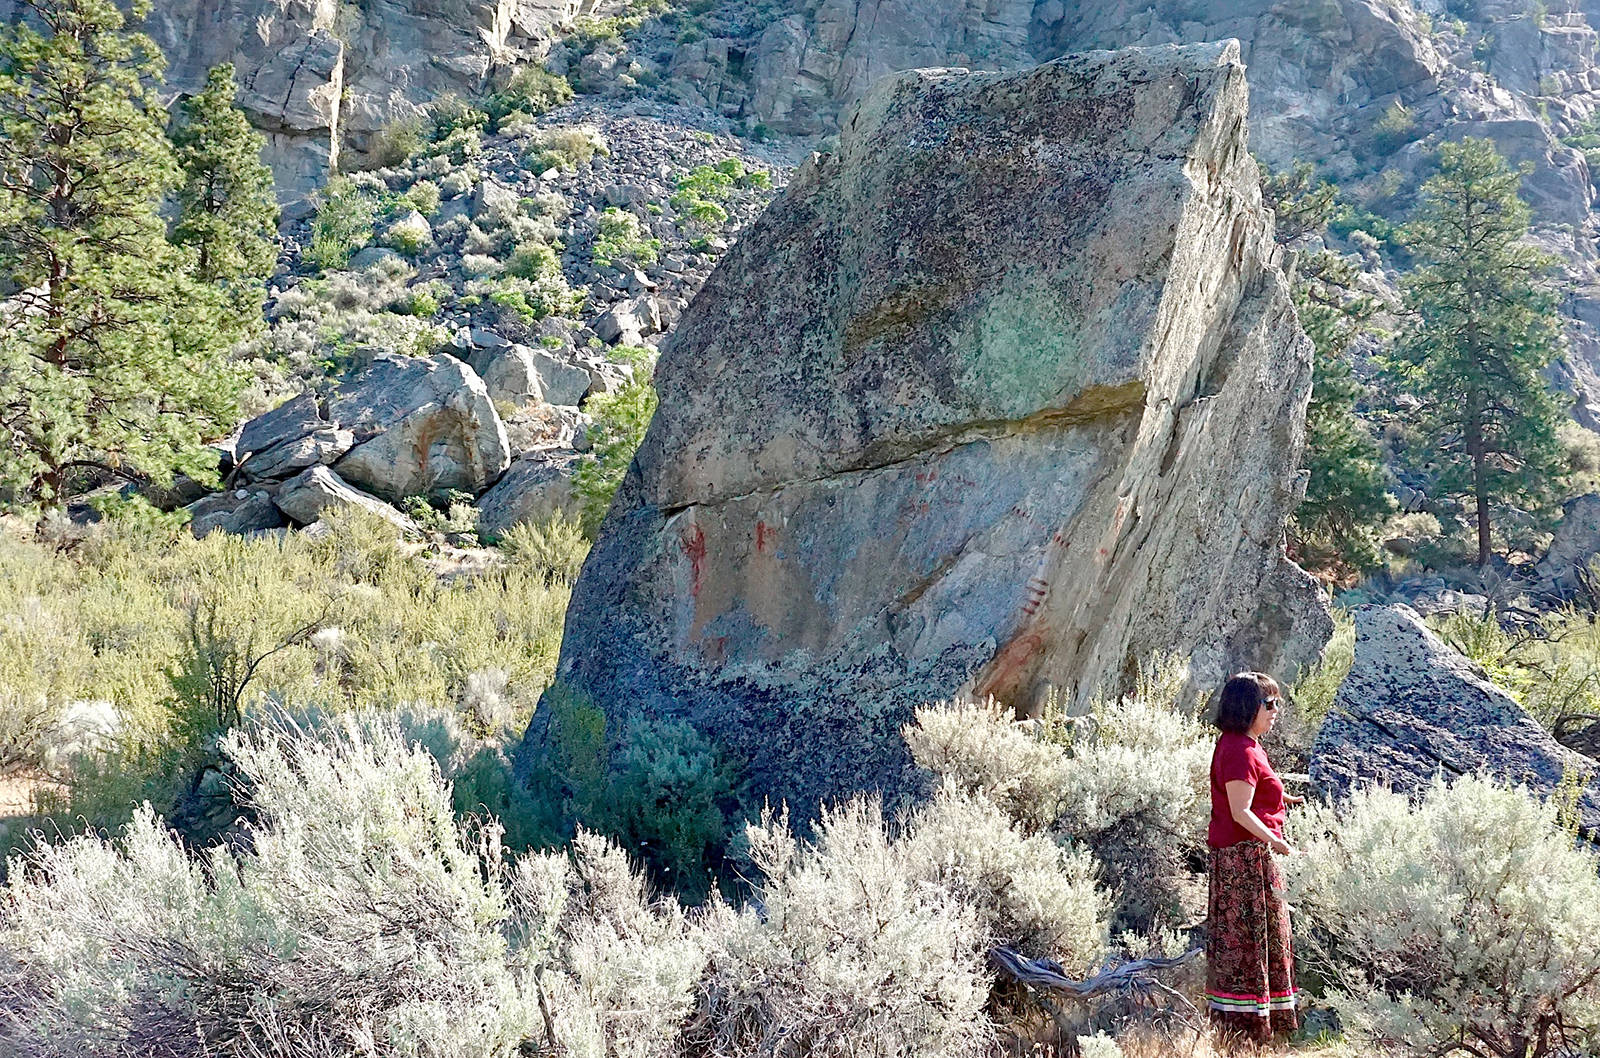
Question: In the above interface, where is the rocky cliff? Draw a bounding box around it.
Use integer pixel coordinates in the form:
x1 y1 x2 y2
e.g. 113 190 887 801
526 42 1332 816
0 0 605 191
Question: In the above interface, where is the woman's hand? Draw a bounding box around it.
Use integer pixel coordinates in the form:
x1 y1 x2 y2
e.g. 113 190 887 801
1269 835 1301 856
1284 793 1305 807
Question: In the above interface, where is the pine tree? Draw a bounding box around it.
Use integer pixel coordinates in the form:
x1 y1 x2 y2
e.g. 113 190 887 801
0 0 243 511
1262 162 1394 571
170 63 277 290
1292 250 1394 570
1390 137 1568 567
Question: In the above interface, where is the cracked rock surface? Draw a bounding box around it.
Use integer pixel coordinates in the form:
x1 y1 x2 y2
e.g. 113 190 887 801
1311 604 1600 837
525 41 1332 817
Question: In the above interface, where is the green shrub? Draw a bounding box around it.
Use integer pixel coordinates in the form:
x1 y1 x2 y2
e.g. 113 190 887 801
1290 775 1600 1058
599 717 736 902
393 279 447 317
1372 99 1418 155
506 239 561 282
400 178 440 217
591 207 660 269
486 64 573 126
492 516 590 581
523 126 607 173
365 115 423 168
305 175 378 271
573 370 657 535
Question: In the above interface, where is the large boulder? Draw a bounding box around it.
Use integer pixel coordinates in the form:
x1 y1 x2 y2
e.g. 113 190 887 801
526 43 1332 817
477 449 582 538
330 353 510 503
235 391 355 482
1311 605 1600 836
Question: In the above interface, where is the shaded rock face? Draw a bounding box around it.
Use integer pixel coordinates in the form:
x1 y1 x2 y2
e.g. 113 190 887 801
1311 605 1600 837
1532 493 1600 601
530 42 1332 817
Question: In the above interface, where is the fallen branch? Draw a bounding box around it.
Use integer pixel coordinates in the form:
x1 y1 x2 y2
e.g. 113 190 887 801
990 945 1203 999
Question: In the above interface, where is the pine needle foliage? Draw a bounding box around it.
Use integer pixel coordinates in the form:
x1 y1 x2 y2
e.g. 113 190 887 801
169 63 278 291
1389 137 1569 566
0 0 245 511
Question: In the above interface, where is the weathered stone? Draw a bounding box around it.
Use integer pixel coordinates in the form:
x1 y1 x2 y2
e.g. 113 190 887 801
329 353 511 502
481 345 546 406
348 246 406 271
593 297 657 345
529 348 593 406
1310 605 1600 836
239 427 356 481
274 465 418 533
237 391 326 461
187 489 289 537
477 449 582 537
475 177 522 218
527 44 1331 817
1533 493 1600 599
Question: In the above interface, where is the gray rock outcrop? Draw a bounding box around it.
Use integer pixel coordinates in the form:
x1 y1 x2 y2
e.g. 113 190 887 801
1311 605 1600 836
330 353 511 502
527 43 1332 816
477 448 581 537
275 465 420 533
1532 493 1600 600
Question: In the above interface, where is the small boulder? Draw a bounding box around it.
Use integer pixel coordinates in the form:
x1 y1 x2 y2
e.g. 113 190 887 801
187 489 288 537
1311 605 1600 835
593 295 659 345
481 345 546 406
237 391 325 461
348 246 405 271
474 177 521 218
274 466 419 534
528 349 592 407
477 449 582 538
329 353 511 502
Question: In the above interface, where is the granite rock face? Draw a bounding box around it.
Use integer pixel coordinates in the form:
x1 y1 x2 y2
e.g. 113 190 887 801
1311 605 1600 837
37 0 599 194
529 42 1332 817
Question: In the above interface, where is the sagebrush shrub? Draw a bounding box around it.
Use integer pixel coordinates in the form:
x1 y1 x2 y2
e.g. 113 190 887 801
906 677 1210 933
904 699 1071 831
1289 775 1600 1058
903 785 1107 965
0 714 543 1058
691 800 995 1058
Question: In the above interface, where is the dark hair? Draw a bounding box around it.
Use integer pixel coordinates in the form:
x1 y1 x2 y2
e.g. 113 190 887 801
1213 671 1281 734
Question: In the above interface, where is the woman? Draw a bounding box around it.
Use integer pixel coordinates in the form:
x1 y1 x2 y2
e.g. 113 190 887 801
1205 671 1303 1046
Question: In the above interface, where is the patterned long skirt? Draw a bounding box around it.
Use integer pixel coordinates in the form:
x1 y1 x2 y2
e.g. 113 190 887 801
1205 841 1299 1043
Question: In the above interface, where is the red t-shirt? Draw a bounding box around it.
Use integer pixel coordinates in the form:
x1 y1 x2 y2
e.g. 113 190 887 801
1208 732 1286 849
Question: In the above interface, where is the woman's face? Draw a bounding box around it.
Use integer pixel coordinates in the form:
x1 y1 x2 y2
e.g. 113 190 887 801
1248 693 1280 738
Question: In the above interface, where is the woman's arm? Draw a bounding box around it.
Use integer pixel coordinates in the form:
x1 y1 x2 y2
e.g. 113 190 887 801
1225 780 1296 854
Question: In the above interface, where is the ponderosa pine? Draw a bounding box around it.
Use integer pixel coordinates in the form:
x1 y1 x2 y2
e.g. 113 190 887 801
0 0 245 512
1390 137 1568 567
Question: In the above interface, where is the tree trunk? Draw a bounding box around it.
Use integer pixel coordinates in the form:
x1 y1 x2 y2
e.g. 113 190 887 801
1468 412 1492 568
